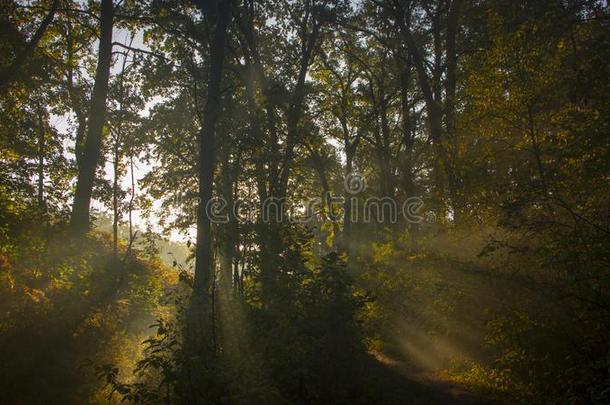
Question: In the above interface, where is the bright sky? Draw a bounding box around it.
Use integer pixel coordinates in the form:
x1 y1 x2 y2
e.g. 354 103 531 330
53 19 350 244
52 27 193 242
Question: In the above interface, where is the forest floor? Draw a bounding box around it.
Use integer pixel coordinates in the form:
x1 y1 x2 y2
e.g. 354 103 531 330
353 236 501 403
371 351 493 404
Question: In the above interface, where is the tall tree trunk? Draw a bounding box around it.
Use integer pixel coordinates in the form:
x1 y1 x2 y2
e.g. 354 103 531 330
403 27 448 208
310 149 340 248
343 154 353 247
112 143 119 255
399 58 418 245
70 0 114 233
239 54 278 306
278 22 321 198
341 126 360 254
218 155 239 301
379 96 395 201
399 62 414 198
395 0 462 222
188 0 230 356
112 40 132 256
37 111 45 208
445 0 462 222
128 155 135 242
66 23 87 169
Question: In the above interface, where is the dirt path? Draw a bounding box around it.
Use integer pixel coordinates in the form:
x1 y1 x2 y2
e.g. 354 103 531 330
371 351 493 404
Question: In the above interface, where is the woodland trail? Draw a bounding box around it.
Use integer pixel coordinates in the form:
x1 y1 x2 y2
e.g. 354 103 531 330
370 351 493 404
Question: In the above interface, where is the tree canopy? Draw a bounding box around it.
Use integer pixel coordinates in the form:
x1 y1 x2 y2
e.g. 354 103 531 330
1 0 609 403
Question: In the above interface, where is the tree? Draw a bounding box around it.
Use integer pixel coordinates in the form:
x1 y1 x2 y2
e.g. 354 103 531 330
383 0 464 221
188 0 231 356
70 0 114 233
